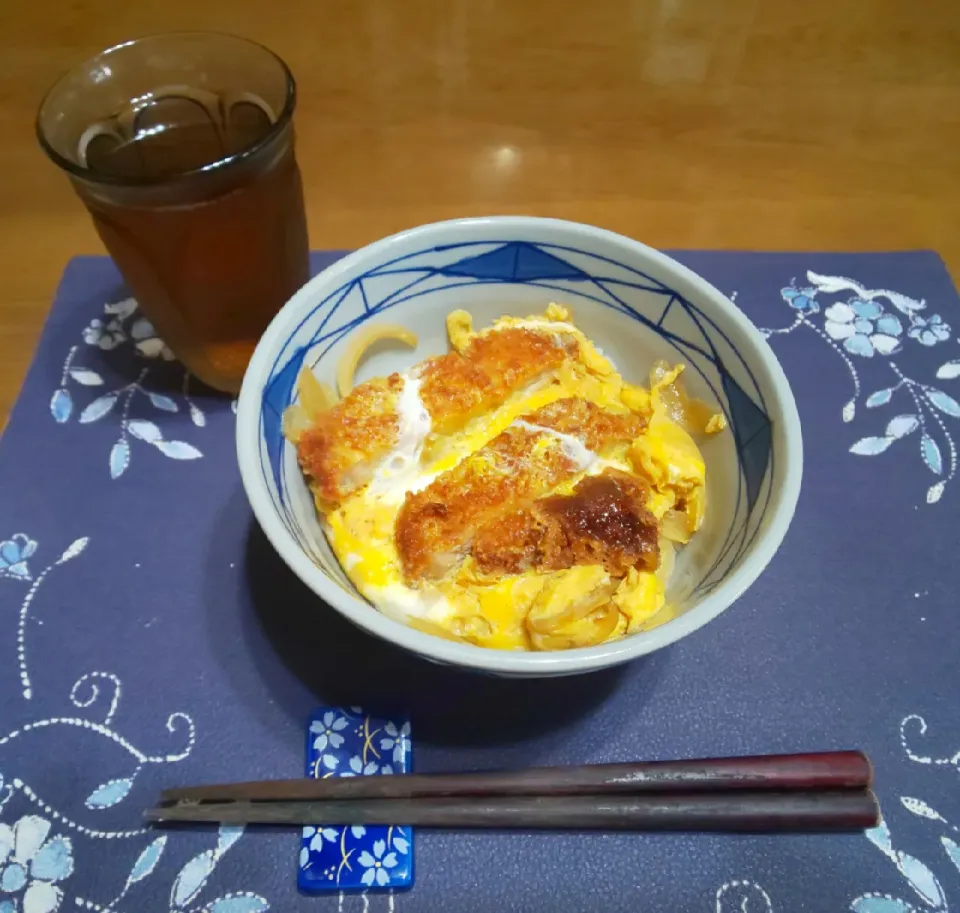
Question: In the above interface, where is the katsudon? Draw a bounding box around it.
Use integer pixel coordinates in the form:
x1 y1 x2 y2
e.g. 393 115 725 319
284 304 724 651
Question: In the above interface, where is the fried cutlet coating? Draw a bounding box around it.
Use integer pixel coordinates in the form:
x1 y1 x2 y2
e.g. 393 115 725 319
296 327 571 502
395 400 646 583
473 469 660 576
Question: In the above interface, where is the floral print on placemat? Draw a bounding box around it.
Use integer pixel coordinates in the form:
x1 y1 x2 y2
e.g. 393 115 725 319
13 251 960 911
0 532 269 913
49 298 212 479
713 713 960 913
757 271 960 504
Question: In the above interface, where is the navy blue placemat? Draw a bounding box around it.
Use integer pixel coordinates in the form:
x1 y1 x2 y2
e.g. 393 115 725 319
1 249 959 913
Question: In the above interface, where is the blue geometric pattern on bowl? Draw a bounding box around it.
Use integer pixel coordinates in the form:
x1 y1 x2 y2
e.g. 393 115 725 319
259 239 772 597
298 707 413 893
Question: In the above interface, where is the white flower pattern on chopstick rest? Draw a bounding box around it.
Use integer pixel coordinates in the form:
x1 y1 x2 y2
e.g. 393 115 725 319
378 723 411 767
357 840 399 888
50 298 214 479
0 533 271 912
310 713 349 752
759 270 959 504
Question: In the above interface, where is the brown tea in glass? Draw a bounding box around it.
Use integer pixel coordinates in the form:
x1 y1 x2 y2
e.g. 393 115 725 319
36 33 310 393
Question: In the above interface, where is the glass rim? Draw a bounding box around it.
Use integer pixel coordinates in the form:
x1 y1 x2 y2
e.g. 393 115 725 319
35 30 297 188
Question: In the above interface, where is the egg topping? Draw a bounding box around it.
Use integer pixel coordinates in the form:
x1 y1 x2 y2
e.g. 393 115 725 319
289 305 721 651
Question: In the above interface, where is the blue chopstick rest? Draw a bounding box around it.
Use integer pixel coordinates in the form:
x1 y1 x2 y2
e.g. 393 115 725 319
298 706 414 893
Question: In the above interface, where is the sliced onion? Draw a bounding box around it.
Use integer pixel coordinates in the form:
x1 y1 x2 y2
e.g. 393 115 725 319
660 508 692 544
526 576 617 635
650 359 724 436
337 324 418 397
656 538 676 586
530 601 621 650
281 403 311 443
685 485 705 532
664 377 722 436
649 359 673 386
298 367 337 418
681 396 716 433
582 601 621 643
530 630 573 651
450 614 494 642
283 369 339 442
657 381 686 425
408 617 464 642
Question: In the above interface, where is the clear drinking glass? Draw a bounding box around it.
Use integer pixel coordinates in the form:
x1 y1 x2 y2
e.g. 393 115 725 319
36 32 310 393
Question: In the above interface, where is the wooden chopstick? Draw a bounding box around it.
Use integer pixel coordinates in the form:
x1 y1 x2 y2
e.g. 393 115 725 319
147 789 880 832
160 751 872 805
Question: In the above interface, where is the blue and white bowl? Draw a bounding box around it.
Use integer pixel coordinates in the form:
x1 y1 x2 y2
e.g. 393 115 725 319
236 217 802 677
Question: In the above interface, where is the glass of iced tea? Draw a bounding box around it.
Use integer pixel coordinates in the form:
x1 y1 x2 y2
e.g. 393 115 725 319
36 32 310 393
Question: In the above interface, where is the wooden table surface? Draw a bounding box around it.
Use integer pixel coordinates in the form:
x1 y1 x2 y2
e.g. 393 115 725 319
2 0 959 422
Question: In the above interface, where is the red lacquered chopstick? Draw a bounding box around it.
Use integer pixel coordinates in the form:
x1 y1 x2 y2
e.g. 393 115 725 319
160 751 872 804
147 789 880 832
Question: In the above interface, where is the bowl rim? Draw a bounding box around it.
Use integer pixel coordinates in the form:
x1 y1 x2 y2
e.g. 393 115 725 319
237 215 803 675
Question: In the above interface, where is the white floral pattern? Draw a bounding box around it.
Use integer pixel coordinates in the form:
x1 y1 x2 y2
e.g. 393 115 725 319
310 713 348 752
344 756 386 777
823 299 904 357
909 314 952 347
83 319 124 352
304 827 339 854
761 270 960 503
299 708 412 894
50 298 211 478
714 880 772 912
81 300 175 361
712 712 960 912
357 840 399 888
379 722 411 767
0 815 73 913
0 532 270 913
0 537 36 582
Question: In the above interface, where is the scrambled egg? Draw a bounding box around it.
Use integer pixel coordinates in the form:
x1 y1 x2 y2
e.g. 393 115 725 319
294 305 717 652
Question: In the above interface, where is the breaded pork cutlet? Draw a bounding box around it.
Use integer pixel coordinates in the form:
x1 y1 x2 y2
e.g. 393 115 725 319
296 327 573 503
395 399 646 583
472 469 659 577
